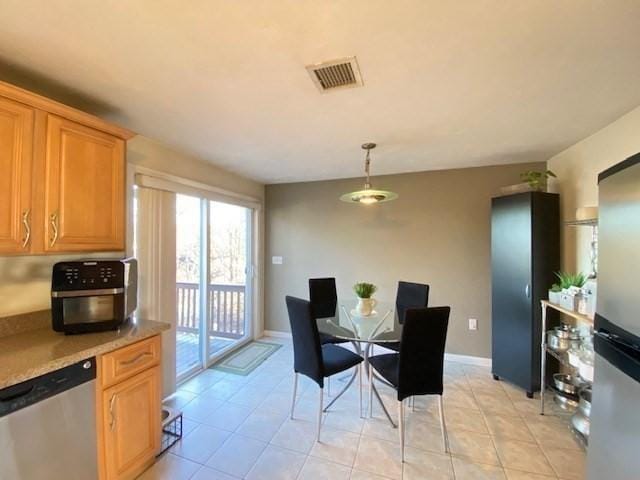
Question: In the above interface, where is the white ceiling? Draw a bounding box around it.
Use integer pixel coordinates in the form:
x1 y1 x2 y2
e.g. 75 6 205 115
1 1 640 184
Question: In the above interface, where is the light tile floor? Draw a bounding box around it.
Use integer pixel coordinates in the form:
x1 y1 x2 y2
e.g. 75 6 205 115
142 336 585 480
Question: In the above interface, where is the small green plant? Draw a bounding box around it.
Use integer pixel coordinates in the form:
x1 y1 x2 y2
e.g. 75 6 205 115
520 170 557 191
550 283 562 293
554 271 587 290
353 282 377 299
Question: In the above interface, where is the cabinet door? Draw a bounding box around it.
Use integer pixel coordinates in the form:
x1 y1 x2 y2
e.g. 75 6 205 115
102 366 161 480
491 194 534 390
44 114 125 252
0 97 34 254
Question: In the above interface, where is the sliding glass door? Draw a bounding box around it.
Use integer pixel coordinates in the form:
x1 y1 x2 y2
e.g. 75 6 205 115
175 195 254 381
208 201 252 361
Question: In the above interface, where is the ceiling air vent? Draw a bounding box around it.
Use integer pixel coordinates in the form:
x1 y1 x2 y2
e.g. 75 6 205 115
306 57 363 93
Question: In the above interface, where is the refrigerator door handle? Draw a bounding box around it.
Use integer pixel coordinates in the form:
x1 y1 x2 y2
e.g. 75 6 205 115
594 330 640 385
525 284 531 298
595 330 640 356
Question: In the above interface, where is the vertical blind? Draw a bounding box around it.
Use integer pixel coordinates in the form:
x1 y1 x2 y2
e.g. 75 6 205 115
136 186 177 397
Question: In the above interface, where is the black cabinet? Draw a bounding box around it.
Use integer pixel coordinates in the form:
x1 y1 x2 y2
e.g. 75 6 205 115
491 192 559 397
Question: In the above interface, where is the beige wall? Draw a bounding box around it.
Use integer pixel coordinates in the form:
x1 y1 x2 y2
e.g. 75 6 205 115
0 135 265 320
265 161 544 358
548 105 640 274
127 136 264 201
0 252 115 317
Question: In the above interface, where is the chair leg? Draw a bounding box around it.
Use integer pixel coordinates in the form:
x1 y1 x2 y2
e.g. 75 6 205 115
327 376 331 397
398 400 405 463
317 386 324 442
438 395 449 453
290 372 298 420
368 363 374 418
358 364 363 418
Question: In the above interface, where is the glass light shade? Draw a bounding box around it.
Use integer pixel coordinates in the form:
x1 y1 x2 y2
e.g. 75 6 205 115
339 188 398 204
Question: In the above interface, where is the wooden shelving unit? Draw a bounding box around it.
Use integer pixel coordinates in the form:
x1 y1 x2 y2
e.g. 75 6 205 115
539 300 593 416
541 300 594 325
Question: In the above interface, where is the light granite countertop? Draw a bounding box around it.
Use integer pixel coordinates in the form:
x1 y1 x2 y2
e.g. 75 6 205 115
0 318 170 390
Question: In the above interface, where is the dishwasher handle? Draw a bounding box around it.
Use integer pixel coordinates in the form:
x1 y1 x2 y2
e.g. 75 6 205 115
0 385 35 403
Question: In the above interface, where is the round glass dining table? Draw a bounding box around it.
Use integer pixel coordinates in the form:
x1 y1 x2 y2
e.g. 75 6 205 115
315 299 401 426
316 299 402 344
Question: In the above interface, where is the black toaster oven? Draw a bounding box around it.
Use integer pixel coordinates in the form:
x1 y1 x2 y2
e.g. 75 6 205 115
51 259 137 334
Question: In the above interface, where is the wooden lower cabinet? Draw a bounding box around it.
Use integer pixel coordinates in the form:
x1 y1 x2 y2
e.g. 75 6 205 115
98 339 161 480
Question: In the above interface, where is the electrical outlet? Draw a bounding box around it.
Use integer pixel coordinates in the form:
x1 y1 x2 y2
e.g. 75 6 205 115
468 318 478 330
272 256 283 265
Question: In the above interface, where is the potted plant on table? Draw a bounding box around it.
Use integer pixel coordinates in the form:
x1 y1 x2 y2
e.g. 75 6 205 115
353 282 377 317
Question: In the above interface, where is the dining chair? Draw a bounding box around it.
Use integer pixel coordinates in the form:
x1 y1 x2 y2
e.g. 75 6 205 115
368 306 450 462
286 295 364 442
309 278 349 345
309 277 351 395
376 281 430 354
396 281 430 323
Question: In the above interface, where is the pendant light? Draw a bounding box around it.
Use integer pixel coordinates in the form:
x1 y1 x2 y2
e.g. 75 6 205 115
340 143 398 204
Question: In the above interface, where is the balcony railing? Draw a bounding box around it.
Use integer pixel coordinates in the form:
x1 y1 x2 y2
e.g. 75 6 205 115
176 282 245 338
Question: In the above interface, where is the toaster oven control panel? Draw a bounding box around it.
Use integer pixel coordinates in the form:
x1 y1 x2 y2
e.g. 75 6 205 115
52 261 125 291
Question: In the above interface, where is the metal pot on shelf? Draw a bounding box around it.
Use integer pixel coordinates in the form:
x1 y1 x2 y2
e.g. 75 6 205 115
547 325 581 352
554 391 579 411
571 387 592 442
553 373 587 396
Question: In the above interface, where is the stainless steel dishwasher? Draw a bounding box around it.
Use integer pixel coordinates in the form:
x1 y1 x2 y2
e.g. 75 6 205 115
0 358 98 480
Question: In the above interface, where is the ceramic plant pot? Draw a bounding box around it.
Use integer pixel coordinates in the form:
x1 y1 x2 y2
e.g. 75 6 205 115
356 297 377 316
549 290 562 304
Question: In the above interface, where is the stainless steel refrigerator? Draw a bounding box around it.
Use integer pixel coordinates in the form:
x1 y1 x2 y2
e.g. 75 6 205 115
587 153 640 479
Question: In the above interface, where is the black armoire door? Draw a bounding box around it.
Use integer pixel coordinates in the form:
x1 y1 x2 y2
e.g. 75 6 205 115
492 194 533 391
491 192 559 396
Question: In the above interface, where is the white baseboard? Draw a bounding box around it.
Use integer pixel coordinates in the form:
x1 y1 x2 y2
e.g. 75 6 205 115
263 329 292 339
444 353 492 367
263 330 492 367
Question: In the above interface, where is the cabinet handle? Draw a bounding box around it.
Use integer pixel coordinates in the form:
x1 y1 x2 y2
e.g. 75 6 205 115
525 284 531 298
120 351 153 366
109 393 117 431
21 209 31 248
49 212 59 247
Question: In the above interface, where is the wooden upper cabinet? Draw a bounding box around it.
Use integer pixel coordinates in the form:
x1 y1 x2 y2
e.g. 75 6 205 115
0 97 34 254
0 80 133 256
43 115 125 252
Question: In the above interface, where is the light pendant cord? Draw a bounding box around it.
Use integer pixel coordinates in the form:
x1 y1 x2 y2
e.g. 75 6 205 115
364 148 372 189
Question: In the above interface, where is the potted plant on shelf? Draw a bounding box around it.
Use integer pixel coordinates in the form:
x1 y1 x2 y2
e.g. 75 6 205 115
548 283 562 305
499 169 557 195
353 282 378 317
553 271 587 311
520 170 557 191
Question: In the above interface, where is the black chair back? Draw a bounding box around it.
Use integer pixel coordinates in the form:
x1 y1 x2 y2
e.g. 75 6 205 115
285 296 324 387
397 306 450 400
309 277 338 319
396 281 429 324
